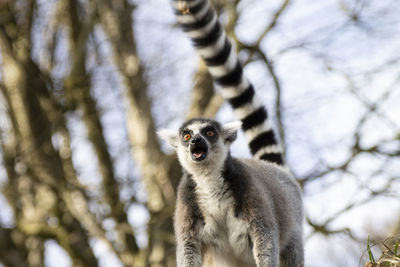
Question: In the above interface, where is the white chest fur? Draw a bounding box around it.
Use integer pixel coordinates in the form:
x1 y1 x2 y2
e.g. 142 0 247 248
193 173 254 266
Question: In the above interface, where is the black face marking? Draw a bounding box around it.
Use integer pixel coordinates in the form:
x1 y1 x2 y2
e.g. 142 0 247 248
201 125 219 143
181 130 193 144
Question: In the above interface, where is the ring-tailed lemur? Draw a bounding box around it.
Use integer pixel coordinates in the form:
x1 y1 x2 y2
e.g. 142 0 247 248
158 0 304 266
158 119 303 266
172 0 284 165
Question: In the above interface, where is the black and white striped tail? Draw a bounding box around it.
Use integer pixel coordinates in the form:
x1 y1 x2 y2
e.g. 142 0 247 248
172 0 284 165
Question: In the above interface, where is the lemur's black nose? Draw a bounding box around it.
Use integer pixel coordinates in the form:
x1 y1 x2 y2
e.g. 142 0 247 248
191 136 202 144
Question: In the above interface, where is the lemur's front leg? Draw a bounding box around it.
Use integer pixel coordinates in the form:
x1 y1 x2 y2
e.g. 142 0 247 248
176 231 202 267
250 219 279 267
174 196 203 267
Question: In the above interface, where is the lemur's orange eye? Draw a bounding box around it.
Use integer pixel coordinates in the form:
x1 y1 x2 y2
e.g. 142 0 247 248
206 130 214 137
183 133 191 141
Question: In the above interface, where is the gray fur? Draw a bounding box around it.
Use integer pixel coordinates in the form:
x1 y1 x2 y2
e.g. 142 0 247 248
158 118 304 267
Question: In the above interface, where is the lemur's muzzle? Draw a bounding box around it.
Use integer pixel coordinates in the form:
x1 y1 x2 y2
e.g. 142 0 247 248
190 136 208 161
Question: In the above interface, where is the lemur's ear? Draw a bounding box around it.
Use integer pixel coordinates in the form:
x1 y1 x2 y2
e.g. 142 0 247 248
221 121 242 144
157 129 179 149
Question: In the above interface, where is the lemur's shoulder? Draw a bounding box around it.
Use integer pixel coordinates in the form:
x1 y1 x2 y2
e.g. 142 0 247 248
234 157 300 196
176 172 204 228
236 157 292 177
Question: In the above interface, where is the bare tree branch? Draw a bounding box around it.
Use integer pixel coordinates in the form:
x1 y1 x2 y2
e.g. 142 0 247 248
64 0 140 264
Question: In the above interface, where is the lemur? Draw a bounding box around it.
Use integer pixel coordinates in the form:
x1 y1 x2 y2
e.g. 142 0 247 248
158 0 304 266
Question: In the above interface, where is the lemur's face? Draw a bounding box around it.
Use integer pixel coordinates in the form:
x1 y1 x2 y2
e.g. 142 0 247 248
158 118 241 175
178 120 221 163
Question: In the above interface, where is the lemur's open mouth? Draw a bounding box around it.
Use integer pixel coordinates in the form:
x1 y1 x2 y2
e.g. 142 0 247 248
190 144 208 161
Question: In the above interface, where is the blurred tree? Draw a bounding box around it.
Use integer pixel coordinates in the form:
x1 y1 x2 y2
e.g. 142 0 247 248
0 0 399 266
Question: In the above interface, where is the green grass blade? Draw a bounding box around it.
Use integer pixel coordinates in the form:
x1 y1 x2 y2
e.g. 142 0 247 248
367 236 376 264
